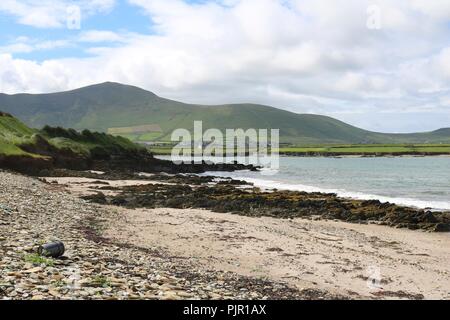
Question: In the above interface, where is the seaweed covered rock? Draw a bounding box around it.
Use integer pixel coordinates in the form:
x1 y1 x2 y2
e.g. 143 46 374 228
81 177 450 232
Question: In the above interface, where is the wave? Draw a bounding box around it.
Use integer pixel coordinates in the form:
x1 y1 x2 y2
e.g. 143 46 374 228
205 172 450 211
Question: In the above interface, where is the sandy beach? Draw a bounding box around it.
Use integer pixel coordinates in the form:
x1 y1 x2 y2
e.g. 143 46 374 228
105 207 450 299
46 174 450 300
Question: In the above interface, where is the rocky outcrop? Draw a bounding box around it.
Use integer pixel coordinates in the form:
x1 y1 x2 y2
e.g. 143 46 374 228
0 111 13 117
0 155 52 175
2 138 258 176
82 178 450 232
89 152 257 174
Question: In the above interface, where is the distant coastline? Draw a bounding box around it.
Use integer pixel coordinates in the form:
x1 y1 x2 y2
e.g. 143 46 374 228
277 152 450 157
150 148 450 157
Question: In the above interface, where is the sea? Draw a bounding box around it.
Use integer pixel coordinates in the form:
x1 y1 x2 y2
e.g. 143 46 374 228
157 156 450 211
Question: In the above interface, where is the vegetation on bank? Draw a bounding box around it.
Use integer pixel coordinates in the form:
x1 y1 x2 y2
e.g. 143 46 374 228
0 112 152 175
0 111 144 158
41 125 144 156
0 112 40 157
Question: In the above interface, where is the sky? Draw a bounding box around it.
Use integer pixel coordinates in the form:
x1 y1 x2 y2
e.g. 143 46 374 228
0 0 449 133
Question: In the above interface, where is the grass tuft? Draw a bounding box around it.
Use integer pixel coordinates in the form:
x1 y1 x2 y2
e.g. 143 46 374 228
24 253 55 267
91 276 111 288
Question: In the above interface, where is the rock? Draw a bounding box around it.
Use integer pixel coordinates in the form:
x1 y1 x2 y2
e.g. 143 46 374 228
7 272 23 278
161 291 179 300
174 291 193 298
24 267 43 274
208 292 222 300
48 289 61 298
432 223 450 232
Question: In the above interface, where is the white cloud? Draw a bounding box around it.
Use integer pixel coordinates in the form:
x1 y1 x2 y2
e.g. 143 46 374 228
412 0 450 20
0 38 71 54
0 0 449 132
78 30 125 43
0 43 34 54
0 54 67 93
435 47 450 79
0 0 116 28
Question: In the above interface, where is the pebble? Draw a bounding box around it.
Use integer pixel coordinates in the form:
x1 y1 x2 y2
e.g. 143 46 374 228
0 170 330 300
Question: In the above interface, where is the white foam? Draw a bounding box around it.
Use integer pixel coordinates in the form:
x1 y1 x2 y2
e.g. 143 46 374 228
204 172 450 211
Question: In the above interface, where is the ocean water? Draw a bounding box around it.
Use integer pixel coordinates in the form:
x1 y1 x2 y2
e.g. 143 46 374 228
158 156 450 211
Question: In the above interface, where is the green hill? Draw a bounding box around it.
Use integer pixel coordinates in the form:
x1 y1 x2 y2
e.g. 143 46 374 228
0 112 256 175
0 111 38 156
0 111 142 158
1 82 449 144
0 111 151 174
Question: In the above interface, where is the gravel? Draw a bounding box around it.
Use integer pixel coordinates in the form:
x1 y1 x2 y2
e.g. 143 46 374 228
0 170 340 300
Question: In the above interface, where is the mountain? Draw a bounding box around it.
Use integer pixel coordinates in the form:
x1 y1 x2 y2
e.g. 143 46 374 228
1 82 449 144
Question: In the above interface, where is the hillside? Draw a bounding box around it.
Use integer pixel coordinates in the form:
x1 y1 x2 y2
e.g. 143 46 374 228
1 82 450 144
0 111 37 156
0 111 143 157
0 111 153 174
0 112 256 174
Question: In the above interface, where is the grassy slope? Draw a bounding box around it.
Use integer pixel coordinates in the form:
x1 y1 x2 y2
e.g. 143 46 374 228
1 82 450 144
0 112 144 160
0 113 37 156
40 126 145 157
0 139 29 156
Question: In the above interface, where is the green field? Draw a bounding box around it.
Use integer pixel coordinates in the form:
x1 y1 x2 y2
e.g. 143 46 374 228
148 146 175 155
278 144 450 155
148 143 450 156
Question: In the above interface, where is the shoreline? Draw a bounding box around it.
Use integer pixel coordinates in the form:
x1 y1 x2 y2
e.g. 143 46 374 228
2 169 449 300
21 171 450 299
152 153 450 158
156 154 450 213
202 172 450 212
44 169 450 232
278 153 450 158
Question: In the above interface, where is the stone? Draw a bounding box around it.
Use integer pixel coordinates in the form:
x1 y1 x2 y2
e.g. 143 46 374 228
24 267 43 274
